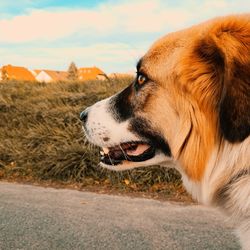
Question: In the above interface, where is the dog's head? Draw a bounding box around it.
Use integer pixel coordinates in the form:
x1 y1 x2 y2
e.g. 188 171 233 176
80 15 250 181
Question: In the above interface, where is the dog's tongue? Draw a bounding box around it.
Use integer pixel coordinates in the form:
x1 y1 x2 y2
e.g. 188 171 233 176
125 143 150 156
102 143 151 157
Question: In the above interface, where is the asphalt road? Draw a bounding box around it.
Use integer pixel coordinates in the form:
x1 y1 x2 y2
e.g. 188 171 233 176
0 182 240 250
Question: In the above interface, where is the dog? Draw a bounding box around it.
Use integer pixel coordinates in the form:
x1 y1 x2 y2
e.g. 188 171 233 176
80 14 250 249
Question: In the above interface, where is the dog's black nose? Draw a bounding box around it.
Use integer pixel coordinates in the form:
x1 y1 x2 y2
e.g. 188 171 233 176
80 109 88 123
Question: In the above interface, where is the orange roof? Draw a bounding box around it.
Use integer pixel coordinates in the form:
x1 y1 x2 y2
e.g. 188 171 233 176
33 69 42 75
78 66 105 80
2 65 36 81
41 70 68 81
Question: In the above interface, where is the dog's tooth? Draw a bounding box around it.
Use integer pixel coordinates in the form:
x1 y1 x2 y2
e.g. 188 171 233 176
103 147 109 154
100 151 104 156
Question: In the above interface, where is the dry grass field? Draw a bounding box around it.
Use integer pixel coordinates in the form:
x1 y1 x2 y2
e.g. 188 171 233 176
0 79 190 201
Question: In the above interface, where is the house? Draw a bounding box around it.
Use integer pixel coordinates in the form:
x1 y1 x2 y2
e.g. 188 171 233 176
78 66 106 81
0 65 36 81
35 70 68 83
30 69 42 77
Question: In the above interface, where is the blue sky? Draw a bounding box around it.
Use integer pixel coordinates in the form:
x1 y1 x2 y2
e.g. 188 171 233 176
0 0 249 73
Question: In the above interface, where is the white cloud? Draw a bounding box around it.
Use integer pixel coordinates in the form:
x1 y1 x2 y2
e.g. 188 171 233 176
0 10 99 43
0 0 192 43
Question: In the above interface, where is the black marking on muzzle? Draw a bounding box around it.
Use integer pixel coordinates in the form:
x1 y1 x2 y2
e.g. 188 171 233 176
129 117 172 157
110 84 134 122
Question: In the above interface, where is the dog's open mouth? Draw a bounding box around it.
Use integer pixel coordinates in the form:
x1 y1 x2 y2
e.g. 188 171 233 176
100 141 155 165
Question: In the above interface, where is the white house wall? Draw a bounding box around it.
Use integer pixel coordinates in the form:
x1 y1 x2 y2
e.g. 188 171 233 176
36 71 53 83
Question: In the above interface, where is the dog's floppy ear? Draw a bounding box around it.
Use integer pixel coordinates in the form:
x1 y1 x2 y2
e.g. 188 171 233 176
220 51 250 142
196 17 250 142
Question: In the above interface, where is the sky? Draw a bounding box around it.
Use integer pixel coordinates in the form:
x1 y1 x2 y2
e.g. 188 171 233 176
0 0 249 74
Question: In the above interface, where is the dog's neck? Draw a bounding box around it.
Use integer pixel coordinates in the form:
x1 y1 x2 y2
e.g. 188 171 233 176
178 136 250 205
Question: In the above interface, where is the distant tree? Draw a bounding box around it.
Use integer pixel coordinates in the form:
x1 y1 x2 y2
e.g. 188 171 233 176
67 62 78 81
1 67 8 81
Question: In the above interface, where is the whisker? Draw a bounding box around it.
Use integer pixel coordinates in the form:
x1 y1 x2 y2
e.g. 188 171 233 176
107 153 114 166
119 144 129 161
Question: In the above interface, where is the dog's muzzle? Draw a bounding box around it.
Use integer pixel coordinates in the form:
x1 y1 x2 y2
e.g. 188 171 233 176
80 97 172 169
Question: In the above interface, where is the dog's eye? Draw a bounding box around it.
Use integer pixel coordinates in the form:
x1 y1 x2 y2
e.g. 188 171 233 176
137 74 147 86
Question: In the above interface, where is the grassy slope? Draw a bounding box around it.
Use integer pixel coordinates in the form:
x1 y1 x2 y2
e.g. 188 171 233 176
0 79 190 201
